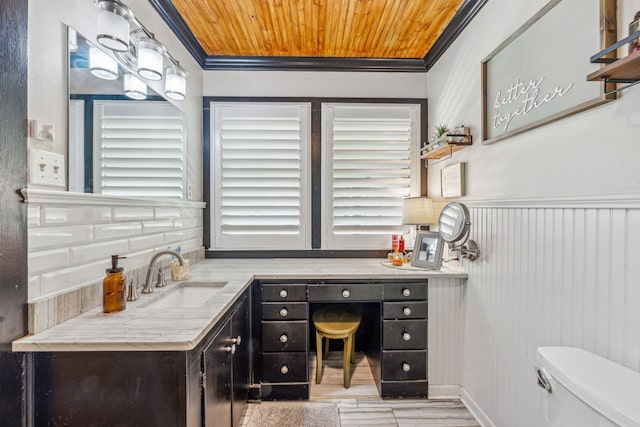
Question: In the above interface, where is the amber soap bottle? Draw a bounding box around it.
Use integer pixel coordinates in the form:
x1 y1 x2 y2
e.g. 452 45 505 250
103 255 127 313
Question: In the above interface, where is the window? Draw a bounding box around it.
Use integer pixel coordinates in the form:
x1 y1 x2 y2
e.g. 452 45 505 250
207 99 422 253
211 103 311 249
93 101 186 198
322 104 418 249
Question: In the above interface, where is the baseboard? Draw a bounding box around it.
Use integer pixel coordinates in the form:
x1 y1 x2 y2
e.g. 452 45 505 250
427 384 461 398
460 387 496 427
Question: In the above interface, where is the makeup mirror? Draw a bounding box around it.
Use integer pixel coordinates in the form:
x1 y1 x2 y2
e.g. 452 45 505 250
437 202 479 260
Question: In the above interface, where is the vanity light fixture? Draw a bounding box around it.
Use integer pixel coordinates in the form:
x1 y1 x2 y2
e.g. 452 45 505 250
136 36 165 81
124 73 147 100
164 63 188 100
95 0 133 52
89 46 119 80
94 0 188 99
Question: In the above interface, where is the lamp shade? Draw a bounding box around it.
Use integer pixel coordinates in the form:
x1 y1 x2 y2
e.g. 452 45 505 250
164 64 188 100
124 73 147 100
136 36 164 80
89 46 119 80
95 0 133 52
402 197 438 225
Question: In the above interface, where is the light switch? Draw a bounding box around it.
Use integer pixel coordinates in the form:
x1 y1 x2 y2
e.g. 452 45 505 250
30 149 66 188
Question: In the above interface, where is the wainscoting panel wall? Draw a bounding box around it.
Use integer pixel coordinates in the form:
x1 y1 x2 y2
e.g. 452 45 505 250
461 201 640 426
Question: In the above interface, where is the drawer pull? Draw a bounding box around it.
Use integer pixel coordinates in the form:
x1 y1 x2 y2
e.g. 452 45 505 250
279 334 288 343
280 365 289 374
279 289 288 298
403 307 412 316
279 308 288 317
342 289 350 298
402 288 411 297
402 332 411 341
231 335 242 346
402 362 411 372
224 344 236 355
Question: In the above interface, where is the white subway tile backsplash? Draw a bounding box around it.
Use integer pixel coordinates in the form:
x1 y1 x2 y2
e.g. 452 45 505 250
164 230 188 243
29 248 69 275
181 208 201 218
69 239 129 265
142 220 174 234
28 275 41 300
29 225 92 251
42 206 111 226
40 260 109 296
155 207 182 219
29 206 41 227
112 207 154 221
173 218 198 229
128 234 166 252
93 222 142 241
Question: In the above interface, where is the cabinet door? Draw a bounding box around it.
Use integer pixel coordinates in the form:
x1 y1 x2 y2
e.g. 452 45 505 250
203 320 232 427
232 294 250 427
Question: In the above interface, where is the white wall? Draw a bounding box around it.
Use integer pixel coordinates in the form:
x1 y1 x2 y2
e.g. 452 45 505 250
427 1 640 426
203 70 427 98
28 0 204 200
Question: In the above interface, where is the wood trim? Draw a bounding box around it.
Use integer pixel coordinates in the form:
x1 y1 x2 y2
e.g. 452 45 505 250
448 193 640 209
423 0 489 71
20 188 206 208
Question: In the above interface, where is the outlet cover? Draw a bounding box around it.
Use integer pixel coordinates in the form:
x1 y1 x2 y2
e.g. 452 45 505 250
30 149 66 188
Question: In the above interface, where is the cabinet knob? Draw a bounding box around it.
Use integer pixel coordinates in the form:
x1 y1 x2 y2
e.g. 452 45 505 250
342 289 350 298
279 334 288 343
402 332 411 341
231 335 242 346
279 308 288 317
280 365 289 374
224 344 236 355
402 363 411 372
279 289 288 298
403 307 412 316
402 288 411 297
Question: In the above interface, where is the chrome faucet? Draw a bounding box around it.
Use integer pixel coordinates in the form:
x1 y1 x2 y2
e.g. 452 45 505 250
141 250 185 294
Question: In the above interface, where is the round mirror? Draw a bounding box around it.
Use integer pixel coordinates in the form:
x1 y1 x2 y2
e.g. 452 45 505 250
438 202 470 244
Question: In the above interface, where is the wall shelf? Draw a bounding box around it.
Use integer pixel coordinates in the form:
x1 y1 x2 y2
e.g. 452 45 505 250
588 30 640 94
420 126 472 162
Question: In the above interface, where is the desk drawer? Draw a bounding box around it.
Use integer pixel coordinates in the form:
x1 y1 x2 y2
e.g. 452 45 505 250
262 352 308 383
307 284 382 302
384 282 427 301
262 302 308 321
262 283 307 302
383 301 427 320
262 321 308 352
383 319 427 350
381 350 427 381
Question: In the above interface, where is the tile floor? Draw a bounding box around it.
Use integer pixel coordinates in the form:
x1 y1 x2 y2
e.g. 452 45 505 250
241 352 480 427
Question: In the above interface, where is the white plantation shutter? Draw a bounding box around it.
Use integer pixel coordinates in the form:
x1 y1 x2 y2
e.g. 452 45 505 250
322 104 419 249
212 103 311 249
94 101 186 198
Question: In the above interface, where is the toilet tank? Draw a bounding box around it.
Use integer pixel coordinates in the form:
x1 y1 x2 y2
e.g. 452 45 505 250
536 347 640 427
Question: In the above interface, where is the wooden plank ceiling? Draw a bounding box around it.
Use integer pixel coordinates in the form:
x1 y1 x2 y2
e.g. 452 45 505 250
170 0 467 59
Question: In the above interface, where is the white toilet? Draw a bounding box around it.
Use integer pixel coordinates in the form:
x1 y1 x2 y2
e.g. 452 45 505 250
536 347 640 427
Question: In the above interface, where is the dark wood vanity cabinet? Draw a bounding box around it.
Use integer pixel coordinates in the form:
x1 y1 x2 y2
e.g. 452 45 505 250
202 292 250 427
32 290 251 427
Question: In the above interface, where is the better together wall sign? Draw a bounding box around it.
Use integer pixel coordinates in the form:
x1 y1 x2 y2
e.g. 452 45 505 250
481 0 615 144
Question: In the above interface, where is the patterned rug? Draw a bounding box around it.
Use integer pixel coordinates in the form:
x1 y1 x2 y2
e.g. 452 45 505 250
244 402 339 427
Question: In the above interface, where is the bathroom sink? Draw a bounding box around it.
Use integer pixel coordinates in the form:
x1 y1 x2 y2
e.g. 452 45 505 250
141 281 228 309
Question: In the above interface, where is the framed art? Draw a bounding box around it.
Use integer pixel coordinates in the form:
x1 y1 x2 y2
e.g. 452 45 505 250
481 0 616 144
411 231 444 270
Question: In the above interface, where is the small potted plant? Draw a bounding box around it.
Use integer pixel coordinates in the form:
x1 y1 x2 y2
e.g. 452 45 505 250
432 123 449 145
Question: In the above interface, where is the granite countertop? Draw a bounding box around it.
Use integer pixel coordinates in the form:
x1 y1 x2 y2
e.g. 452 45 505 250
13 258 466 353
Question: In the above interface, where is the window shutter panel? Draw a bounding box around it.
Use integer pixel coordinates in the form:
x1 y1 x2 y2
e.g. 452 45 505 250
323 104 418 249
94 101 186 199
212 103 310 249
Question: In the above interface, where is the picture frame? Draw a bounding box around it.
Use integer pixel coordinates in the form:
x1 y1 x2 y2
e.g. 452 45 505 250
481 0 616 144
411 231 444 270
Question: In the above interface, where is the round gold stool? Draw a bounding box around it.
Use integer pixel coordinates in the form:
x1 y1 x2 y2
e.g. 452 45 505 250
312 305 361 388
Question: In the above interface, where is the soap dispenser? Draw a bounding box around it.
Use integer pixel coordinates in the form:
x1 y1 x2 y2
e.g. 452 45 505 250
103 255 127 313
